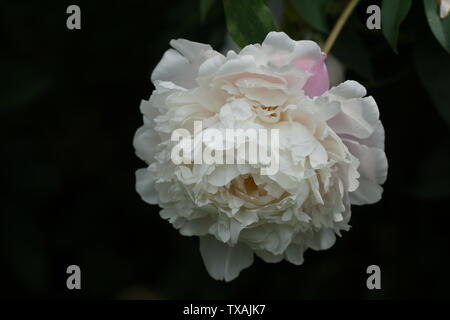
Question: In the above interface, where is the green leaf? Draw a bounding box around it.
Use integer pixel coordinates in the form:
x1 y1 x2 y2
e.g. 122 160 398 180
291 0 331 33
381 0 412 53
200 0 215 22
223 0 277 48
423 0 450 53
415 36 450 127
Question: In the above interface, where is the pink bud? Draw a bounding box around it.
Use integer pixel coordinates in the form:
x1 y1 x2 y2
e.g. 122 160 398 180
294 53 330 98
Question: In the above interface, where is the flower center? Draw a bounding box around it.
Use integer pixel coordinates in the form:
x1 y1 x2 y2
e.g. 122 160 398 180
254 104 281 123
227 174 288 208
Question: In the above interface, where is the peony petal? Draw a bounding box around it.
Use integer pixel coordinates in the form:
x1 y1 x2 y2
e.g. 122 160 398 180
261 32 329 96
170 39 212 65
179 217 213 236
262 33 323 67
344 139 388 185
309 142 328 168
239 86 287 106
135 168 158 204
328 80 366 99
198 54 226 82
255 250 284 263
351 120 385 149
133 125 160 164
349 176 383 205
262 225 294 255
139 101 160 126
239 44 267 65
219 98 253 127
285 244 305 265
262 31 296 55
308 229 336 251
316 98 341 121
213 54 257 79
327 86 380 139
151 39 213 89
207 165 241 187
143 80 186 116
344 139 388 205
294 54 329 97
199 235 254 282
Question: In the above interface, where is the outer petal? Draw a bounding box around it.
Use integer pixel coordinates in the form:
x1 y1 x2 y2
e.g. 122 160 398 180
133 125 160 164
262 32 323 66
339 120 385 150
349 176 383 205
326 81 380 139
199 235 254 282
151 39 214 89
179 217 213 237
136 168 158 204
307 229 336 251
261 32 330 96
294 54 329 97
328 80 367 98
345 139 387 185
358 120 385 149
284 244 306 265
344 139 388 205
142 80 186 116
255 250 284 263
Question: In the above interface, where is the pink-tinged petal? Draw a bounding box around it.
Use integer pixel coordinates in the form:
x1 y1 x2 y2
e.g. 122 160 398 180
293 54 330 97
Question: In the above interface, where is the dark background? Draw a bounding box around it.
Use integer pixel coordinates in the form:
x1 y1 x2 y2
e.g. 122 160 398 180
1 0 450 299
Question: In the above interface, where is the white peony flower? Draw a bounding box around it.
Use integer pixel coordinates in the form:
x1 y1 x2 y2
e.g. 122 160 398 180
134 32 388 281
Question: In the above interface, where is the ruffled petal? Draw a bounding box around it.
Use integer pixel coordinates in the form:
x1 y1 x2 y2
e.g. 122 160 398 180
133 125 160 164
294 54 329 97
135 168 158 204
326 81 380 139
199 235 254 282
285 244 306 265
262 32 330 96
151 39 213 89
307 229 336 251
344 139 388 205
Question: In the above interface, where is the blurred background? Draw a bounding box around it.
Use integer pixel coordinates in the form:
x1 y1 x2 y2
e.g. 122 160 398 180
1 0 450 299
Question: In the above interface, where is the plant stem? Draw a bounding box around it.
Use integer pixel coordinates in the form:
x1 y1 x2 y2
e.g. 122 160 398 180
323 0 360 54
